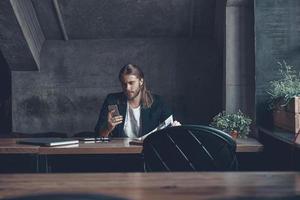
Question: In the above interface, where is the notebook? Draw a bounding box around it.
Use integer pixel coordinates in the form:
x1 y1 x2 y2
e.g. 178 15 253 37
18 138 79 147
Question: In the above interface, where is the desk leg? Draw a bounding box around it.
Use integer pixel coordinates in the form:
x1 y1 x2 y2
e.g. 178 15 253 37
36 154 39 173
38 155 49 173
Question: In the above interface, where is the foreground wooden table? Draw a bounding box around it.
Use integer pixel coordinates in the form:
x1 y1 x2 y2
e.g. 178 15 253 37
0 137 263 154
0 172 299 200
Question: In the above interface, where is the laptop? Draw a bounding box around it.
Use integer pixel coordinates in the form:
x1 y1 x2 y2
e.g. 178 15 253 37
18 138 79 147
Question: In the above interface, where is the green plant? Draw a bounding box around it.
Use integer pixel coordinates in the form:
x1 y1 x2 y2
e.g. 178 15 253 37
267 61 300 109
210 110 252 138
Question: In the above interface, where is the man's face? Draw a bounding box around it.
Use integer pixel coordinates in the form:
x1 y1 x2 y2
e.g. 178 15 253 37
121 75 143 100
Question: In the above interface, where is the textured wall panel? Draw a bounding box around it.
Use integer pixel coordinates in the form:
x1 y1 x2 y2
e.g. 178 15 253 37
12 39 220 135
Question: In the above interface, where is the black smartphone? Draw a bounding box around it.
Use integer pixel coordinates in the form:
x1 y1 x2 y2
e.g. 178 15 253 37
108 105 120 117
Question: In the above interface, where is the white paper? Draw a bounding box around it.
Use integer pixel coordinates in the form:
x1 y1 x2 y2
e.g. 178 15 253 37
135 115 173 141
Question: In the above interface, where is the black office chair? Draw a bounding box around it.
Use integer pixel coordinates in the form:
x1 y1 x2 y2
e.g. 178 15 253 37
142 125 238 172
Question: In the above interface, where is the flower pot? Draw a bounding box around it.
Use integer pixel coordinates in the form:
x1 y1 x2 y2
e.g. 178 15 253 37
230 130 239 139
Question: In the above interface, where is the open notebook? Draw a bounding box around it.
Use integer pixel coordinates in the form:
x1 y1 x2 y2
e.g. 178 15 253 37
129 115 173 145
18 138 79 147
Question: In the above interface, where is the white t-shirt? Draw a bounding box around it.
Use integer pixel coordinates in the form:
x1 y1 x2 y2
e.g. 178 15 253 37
123 102 141 138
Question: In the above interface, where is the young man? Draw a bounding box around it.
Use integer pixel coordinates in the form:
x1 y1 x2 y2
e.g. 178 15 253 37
95 64 180 138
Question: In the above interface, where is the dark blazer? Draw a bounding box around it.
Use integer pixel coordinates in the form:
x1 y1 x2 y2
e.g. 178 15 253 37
95 92 172 137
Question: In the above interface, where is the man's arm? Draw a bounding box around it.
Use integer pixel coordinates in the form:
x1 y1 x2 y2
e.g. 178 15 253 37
95 95 109 137
158 95 181 126
95 95 123 137
98 123 111 137
99 110 123 137
158 96 172 122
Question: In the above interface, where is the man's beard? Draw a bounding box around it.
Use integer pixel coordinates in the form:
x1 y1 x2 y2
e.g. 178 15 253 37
125 86 142 100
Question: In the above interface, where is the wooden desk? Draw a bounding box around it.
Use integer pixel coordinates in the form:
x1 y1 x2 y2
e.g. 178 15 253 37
0 138 263 172
39 138 142 155
0 138 39 154
236 137 263 152
0 172 299 200
0 137 263 154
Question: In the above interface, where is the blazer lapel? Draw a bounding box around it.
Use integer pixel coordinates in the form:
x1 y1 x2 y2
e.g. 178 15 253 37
141 107 150 136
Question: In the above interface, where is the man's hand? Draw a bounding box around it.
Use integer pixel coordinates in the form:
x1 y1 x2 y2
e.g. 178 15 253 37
107 110 123 133
171 120 181 127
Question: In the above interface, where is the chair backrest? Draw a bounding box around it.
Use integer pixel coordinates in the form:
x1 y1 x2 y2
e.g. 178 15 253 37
143 125 238 172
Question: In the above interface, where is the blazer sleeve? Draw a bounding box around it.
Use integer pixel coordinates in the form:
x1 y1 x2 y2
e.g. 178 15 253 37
158 96 173 123
94 95 110 134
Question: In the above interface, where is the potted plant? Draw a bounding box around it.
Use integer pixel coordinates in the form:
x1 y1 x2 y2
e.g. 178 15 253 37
210 110 252 139
267 61 300 133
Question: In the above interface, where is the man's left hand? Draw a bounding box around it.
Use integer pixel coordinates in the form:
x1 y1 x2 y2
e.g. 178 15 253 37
171 120 181 126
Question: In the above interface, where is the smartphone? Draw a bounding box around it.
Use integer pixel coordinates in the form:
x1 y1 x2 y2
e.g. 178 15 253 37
108 104 120 117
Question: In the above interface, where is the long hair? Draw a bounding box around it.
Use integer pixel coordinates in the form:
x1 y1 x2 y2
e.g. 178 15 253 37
119 64 153 108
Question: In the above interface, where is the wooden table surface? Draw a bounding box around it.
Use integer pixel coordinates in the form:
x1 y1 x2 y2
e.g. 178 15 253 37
0 138 40 154
0 137 263 155
0 172 299 200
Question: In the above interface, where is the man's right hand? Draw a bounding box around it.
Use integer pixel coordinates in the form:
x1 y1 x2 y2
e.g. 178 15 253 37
107 110 123 133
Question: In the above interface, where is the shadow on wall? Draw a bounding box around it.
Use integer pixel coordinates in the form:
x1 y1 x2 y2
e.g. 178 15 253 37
4 193 127 200
0 50 11 134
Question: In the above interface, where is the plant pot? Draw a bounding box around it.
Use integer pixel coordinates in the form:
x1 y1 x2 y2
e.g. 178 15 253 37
273 96 300 134
230 130 239 139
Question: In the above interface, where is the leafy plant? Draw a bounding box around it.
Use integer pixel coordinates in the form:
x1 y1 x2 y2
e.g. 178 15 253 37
210 110 252 138
267 61 300 109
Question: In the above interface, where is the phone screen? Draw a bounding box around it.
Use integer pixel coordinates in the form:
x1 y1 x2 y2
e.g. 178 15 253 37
108 105 120 117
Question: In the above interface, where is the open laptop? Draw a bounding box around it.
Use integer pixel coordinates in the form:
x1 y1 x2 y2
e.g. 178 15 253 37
18 138 79 147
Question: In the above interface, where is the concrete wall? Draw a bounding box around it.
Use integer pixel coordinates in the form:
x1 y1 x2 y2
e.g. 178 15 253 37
255 0 300 127
224 0 256 137
12 39 221 135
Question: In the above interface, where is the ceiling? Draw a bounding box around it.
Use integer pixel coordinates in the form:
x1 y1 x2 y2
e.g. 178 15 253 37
0 0 217 70
32 0 216 39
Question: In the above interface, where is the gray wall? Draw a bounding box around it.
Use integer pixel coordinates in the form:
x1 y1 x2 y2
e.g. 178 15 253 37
12 39 220 135
11 0 222 136
255 0 300 127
